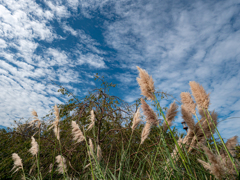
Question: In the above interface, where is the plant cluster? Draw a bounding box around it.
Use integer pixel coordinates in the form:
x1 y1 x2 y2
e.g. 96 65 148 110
0 68 240 180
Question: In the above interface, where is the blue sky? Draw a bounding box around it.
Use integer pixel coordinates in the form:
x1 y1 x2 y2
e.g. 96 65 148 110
0 0 240 141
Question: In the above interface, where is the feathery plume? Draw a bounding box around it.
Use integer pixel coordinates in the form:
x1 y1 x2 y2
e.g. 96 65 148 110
29 136 39 156
49 104 60 140
71 121 85 143
32 109 38 117
180 92 196 114
97 145 102 162
87 110 95 131
141 122 151 144
189 81 210 109
165 137 186 171
197 159 211 171
170 138 184 160
49 163 53 173
141 98 158 126
198 146 227 180
136 66 155 100
29 109 41 129
181 105 195 131
203 146 218 164
53 104 60 119
89 139 94 156
56 155 67 174
198 106 206 118
225 136 238 158
131 107 142 131
209 110 218 125
189 110 218 150
11 153 23 174
202 110 218 138
163 101 178 131
29 163 36 175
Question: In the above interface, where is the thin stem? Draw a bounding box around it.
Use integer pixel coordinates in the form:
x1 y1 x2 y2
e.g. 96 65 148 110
154 93 193 179
206 109 239 175
58 139 68 179
51 141 57 180
37 128 42 180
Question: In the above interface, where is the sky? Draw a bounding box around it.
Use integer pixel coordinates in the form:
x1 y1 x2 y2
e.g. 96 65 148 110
0 0 240 141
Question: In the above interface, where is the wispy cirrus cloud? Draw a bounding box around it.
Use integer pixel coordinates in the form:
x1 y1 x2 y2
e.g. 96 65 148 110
0 0 107 127
0 0 239 141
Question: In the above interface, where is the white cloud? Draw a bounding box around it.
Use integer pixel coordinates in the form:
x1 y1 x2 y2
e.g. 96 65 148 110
44 0 71 19
0 39 7 48
62 22 78 36
57 67 80 83
99 0 240 139
76 52 106 68
0 0 72 127
0 2 55 41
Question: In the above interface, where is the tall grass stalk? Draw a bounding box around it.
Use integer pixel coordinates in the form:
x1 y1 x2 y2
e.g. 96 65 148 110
58 139 68 179
37 128 42 180
50 142 57 180
153 93 194 178
190 113 213 152
205 108 239 175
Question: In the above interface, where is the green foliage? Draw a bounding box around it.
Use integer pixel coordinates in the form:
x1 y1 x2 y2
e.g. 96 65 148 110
0 75 239 179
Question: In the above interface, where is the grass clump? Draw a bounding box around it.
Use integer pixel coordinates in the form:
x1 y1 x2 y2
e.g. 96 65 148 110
0 70 239 180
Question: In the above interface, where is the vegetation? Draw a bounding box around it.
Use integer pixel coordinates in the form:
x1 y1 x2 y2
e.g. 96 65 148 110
0 68 240 180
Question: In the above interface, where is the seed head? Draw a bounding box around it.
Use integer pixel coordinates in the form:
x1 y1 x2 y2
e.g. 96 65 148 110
189 81 210 109
87 110 95 131
163 101 178 131
136 66 155 100
71 121 85 143
29 136 39 156
56 155 67 174
180 92 196 114
141 98 158 126
131 107 142 132
11 153 23 174
141 122 151 144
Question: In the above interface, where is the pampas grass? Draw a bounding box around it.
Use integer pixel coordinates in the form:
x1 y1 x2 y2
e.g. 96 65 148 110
89 138 94 157
181 105 195 131
136 66 155 100
71 121 85 143
6 68 240 180
55 155 67 174
11 153 24 174
198 146 227 180
29 136 38 156
87 110 95 131
131 107 141 132
189 81 210 109
225 136 238 158
97 145 102 162
141 122 151 144
49 163 53 173
141 98 158 126
180 92 196 114
49 104 60 140
29 109 41 129
163 101 178 131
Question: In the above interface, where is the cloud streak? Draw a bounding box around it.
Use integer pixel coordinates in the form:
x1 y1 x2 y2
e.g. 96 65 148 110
0 0 239 141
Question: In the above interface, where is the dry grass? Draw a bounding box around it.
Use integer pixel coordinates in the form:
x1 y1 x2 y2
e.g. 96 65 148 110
131 107 141 132
87 110 95 131
55 155 67 174
163 101 178 132
7 67 240 180
136 66 155 100
71 121 85 144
